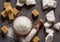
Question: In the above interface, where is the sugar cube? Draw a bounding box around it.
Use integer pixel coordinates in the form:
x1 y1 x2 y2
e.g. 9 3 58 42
46 29 54 34
33 36 39 42
32 9 39 17
48 0 57 8
44 22 52 28
1 26 8 33
53 23 60 30
46 10 55 22
16 0 25 7
26 0 36 5
1 10 7 17
13 8 19 16
45 33 53 42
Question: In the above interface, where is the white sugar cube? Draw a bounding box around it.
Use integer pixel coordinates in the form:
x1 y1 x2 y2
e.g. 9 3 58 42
45 33 54 42
26 0 36 5
7 27 14 38
48 0 57 8
53 23 60 30
42 0 57 9
16 0 25 7
25 28 37 42
42 0 49 9
46 29 54 34
44 22 52 28
46 10 55 22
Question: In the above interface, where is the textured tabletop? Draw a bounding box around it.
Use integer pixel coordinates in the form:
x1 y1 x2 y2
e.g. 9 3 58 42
0 0 60 42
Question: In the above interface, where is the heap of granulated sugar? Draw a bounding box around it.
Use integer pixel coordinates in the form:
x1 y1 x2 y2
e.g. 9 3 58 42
13 16 32 36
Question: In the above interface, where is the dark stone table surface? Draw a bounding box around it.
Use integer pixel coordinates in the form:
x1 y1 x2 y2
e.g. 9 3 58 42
0 0 60 42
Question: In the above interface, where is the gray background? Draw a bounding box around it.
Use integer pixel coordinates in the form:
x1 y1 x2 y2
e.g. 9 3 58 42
0 0 60 42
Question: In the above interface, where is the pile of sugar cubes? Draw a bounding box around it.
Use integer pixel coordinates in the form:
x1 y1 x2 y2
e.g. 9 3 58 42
44 10 60 42
42 0 59 42
44 10 55 42
16 0 36 7
42 0 57 9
